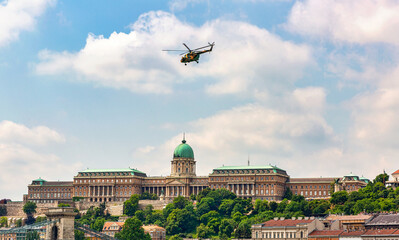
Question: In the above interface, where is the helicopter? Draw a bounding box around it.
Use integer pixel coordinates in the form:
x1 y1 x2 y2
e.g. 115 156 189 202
163 42 215 65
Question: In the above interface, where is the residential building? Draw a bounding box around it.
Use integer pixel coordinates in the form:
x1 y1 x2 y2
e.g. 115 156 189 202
325 215 373 231
143 225 166 240
251 217 325 240
102 222 124 237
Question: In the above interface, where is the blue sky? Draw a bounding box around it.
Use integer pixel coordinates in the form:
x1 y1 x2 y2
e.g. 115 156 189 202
2 0 399 200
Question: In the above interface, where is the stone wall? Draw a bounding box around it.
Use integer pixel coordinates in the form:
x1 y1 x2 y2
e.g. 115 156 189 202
1 202 58 217
1 199 173 218
138 200 172 211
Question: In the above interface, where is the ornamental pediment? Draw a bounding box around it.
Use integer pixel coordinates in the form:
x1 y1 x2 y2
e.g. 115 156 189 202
166 179 185 185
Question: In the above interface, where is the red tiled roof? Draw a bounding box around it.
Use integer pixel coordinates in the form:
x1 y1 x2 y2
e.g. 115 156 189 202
363 229 399 236
102 222 124 231
340 231 365 236
262 219 314 227
309 230 343 237
392 169 399 174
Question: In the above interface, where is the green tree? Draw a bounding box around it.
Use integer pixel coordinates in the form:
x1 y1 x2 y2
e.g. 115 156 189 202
219 199 235 216
0 217 8 227
166 207 197 235
292 195 305 202
277 199 288 213
163 203 175 219
123 194 140 216
15 218 23 227
374 173 389 184
35 216 46 223
190 194 196 201
219 219 235 239
23 201 37 225
330 191 348 205
235 220 251 239
269 201 278 212
74 230 85 240
135 210 145 222
173 196 189 209
196 223 214 239
169 235 183 240
200 210 220 225
91 217 105 232
26 230 40 240
58 203 70 207
283 187 293 200
23 201 37 215
196 188 211 202
115 217 151 240
0 205 6 216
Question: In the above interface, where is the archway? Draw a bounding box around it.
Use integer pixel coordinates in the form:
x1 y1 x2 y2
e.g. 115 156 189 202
50 225 58 240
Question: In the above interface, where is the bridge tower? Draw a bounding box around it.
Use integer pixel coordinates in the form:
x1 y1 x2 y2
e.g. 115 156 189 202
45 207 76 240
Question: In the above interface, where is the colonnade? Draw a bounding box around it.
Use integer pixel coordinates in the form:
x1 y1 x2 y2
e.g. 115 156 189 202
226 183 255 196
88 185 113 202
143 186 166 195
142 185 207 197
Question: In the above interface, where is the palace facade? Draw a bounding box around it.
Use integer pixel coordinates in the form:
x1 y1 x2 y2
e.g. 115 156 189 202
25 138 369 203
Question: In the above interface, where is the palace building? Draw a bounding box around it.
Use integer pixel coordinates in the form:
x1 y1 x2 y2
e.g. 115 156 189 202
25 137 369 203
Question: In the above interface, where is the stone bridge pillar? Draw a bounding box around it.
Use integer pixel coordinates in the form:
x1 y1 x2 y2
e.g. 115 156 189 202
45 207 76 240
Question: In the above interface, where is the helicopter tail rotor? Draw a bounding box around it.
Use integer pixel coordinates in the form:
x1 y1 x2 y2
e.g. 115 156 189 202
208 42 215 51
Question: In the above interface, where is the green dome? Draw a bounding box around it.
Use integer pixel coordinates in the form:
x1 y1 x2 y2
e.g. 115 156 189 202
173 139 194 159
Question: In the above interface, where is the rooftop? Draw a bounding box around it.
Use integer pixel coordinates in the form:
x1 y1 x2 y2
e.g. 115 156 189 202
143 225 166 231
325 214 372 221
363 229 399 236
213 165 284 171
30 181 73 186
366 214 399 226
78 168 145 175
309 230 344 237
103 222 124 231
289 178 336 183
261 219 314 227
340 231 365 236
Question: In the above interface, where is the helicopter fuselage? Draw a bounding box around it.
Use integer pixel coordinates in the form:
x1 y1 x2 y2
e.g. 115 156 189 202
181 53 200 63
180 49 212 64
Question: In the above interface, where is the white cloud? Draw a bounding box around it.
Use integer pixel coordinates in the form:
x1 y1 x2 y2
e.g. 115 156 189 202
133 87 349 178
348 67 399 149
169 0 204 12
0 120 65 146
286 0 399 44
35 11 312 95
0 120 80 201
0 0 55 47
